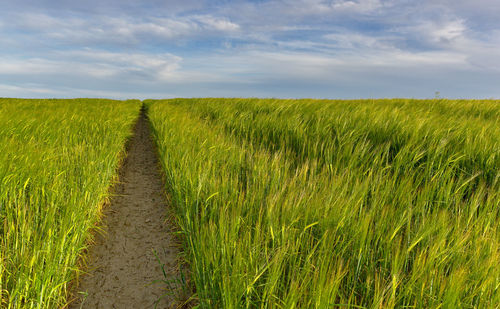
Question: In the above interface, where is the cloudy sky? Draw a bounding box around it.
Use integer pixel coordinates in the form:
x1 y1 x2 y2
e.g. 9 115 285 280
1 0 499 99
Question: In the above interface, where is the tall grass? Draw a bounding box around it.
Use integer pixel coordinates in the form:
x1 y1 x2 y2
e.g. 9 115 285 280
0 98 140 308
147 98 499 308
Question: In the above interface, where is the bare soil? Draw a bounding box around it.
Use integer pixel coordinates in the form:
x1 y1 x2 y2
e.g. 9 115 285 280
70 108 181 308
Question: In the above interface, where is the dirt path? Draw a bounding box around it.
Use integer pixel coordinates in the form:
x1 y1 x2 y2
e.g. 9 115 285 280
70 107 180 308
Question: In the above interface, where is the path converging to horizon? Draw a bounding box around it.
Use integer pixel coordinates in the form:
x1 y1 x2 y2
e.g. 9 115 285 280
70 107 180 308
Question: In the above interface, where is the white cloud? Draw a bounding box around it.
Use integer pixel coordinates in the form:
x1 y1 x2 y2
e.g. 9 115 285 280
246 49 467 75
331 0 384 13
432 20 466 43
193 15 240 31
0 83 178 99
0 51 184 81
278 0 385 15
0 83 57 95
1 1 500 99
4 13 240 46
323 32 395 49
430 0 500 28
406 19 467 47
0 58 56 75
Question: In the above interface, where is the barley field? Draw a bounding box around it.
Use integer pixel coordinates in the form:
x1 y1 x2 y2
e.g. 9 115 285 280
1 98 499 308
0 99 140 308
146 98 499 308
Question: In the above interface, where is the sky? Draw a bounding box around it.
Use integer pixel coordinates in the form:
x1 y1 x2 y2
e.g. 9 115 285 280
1 0 499 99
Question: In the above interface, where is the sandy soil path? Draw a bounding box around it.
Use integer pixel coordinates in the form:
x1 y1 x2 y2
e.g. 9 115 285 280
70 107 180 308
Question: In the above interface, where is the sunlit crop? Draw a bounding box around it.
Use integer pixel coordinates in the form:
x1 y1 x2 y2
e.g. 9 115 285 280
0 99 140 308
147 98 499 308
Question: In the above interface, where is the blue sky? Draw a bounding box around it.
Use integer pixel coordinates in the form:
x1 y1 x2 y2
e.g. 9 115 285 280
1 0 499 99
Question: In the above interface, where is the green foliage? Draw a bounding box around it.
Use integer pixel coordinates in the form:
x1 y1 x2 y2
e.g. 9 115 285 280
146 98 500 308
0 98 141 308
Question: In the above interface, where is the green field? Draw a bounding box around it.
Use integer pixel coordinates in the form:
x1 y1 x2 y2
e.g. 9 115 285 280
146 98 499 308
1 98 499 308
0 99 141 308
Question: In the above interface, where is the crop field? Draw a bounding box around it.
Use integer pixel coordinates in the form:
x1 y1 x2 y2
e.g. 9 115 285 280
146 98 499 308
0 98 141 308
1 97 499 308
